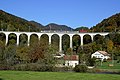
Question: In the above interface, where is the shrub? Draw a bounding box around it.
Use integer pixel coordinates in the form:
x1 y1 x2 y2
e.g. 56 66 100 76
13 63 55 71
103 59 107 62
87 57 96 66
0 64 11 70
53 67 70 72
73 64 88 72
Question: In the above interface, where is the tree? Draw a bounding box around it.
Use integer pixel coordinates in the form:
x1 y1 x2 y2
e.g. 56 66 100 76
42 45 57 65
94 35 104 44
66 48 73 55
62 35 70 54
86 57 96 66
83 44 93 54
19 34 28 46
16 45 30 63
91 13 120 32
30 34 39 46
3 45 17 66
107 40 113 53
29 41 46 63
0 33 6 44
74 64 88 73
74 26 89 32
73 35 80 53
0 40 5 64
78 46 88 64
8 34 17 45
83 35 92 44
113 33 120 45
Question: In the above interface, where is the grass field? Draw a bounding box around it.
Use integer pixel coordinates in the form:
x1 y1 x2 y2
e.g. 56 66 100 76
97 60 120 69
0 71 120 80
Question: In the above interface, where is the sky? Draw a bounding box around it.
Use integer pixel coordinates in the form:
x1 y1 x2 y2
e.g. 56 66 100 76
0 0 120 29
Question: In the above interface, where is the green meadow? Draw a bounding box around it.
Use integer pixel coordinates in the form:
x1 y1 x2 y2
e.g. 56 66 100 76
96 60 120 70
0 71 120 80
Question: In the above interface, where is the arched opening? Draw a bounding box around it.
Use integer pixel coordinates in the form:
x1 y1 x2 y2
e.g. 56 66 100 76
30 34 39 46
0 33 6 45
94 34 104 44
51 34 59 51
8 33 17 45
19 33 28 46
40 34 49 45
62 34 70 54
93 34 105 51
72 34 80 54
83 34 92 44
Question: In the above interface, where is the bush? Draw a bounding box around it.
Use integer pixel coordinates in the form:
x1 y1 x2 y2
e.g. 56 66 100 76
13 63 55 71
73 64 88 73
53 67 70 72
0 64 11 70
87 57 96 66
13 63 72 72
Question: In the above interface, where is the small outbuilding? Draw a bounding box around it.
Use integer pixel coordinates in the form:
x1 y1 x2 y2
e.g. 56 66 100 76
91 51 110 61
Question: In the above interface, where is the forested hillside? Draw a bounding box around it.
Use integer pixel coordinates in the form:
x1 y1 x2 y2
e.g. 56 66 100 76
0 10 72 31
2 9 120 32
45 23 73 31
0 10 41 32
91 13 120 32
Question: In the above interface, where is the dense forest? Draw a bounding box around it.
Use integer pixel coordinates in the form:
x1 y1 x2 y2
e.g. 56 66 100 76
0 10 120 71
90 13 120 32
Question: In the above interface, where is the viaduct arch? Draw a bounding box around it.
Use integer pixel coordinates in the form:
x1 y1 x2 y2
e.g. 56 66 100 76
0 31 109 52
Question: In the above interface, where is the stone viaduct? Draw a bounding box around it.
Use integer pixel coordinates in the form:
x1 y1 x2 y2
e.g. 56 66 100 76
0 31 109 52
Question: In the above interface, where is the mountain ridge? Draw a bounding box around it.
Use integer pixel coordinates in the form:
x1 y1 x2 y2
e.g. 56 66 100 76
0 10 73 31
0 10 120 32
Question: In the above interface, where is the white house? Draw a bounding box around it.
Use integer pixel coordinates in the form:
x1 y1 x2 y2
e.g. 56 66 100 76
91 51 110 61
64 55 79 67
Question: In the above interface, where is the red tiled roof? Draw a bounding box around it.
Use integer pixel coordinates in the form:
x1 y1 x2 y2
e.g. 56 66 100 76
98 51 110 56
64 55 79 60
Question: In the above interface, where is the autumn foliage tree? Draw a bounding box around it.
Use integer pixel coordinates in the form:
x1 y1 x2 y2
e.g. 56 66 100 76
29 41 46 63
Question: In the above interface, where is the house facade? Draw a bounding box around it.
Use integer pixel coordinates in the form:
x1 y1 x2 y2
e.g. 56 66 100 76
91 51 110 61
64 55 79 67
